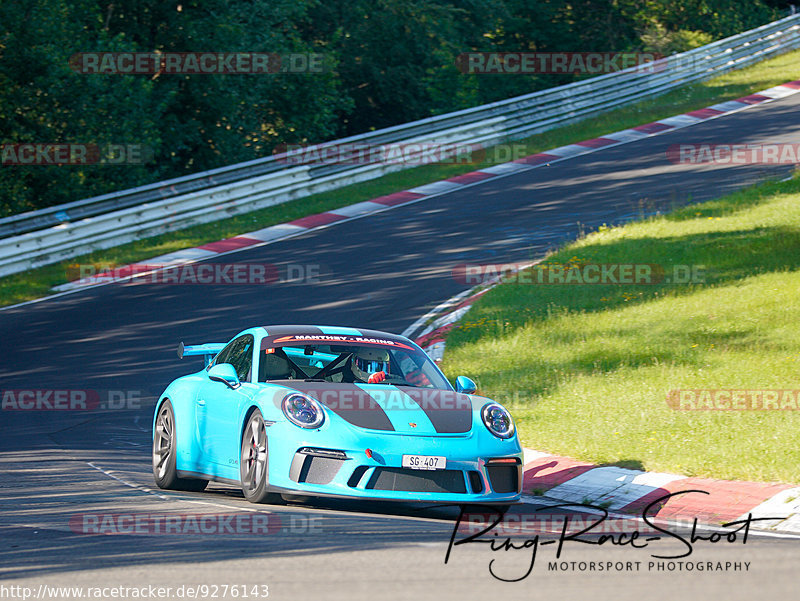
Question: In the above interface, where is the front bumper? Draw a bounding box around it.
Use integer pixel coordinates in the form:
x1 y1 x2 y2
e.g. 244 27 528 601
266 425 523 504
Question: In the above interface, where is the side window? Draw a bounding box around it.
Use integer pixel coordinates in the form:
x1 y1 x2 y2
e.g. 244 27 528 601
213 342 235 368
216 335 254 383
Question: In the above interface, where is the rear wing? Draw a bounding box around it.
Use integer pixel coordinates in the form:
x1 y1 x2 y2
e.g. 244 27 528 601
177 342 226 367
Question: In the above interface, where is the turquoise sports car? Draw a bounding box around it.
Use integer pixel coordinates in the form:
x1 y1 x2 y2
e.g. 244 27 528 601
152 325 522 505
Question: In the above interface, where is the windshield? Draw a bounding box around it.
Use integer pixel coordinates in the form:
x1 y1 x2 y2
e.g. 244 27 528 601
257 337 450 390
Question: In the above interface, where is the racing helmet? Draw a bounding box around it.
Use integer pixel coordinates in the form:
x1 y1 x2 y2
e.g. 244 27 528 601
353 347 390 374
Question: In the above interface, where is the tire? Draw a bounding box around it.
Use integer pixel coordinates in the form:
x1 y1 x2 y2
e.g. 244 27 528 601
240 409 281 503
153 399 208 492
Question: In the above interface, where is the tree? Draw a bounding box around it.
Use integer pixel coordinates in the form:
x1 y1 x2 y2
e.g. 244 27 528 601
0 0 164 216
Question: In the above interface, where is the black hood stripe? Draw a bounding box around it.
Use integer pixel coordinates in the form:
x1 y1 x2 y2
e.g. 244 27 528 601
392 386 473 434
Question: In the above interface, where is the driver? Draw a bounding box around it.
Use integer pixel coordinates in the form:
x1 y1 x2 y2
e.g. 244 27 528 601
348 347 390 384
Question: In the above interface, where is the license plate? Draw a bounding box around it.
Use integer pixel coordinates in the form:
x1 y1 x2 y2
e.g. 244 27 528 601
402 454 446 470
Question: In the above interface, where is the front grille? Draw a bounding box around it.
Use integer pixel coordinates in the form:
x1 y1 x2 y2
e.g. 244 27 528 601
289 452 345 485
303 457 343 485
366 468 467 493
486 464 520 493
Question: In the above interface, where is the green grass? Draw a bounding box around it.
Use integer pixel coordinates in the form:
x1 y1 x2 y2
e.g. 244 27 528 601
440 172 800 484
3 48 800 307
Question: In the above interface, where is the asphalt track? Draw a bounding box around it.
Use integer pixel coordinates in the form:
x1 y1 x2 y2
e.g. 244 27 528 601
2 92 800 600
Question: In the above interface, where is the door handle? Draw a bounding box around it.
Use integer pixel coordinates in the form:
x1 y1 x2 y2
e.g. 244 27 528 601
197 399 206 406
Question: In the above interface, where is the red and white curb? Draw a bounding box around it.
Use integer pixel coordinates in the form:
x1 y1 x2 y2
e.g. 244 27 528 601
521 449 800 533
52 79 800 293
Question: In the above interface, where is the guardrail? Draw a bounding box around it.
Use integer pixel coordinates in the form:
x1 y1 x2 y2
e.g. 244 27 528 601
2 14 800 277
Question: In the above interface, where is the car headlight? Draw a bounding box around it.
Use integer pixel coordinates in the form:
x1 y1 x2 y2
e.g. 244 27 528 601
481 402 515 439
282 393 325 429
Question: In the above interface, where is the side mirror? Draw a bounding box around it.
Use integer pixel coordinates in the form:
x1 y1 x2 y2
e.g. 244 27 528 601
208 363 241 389
455 376 477 394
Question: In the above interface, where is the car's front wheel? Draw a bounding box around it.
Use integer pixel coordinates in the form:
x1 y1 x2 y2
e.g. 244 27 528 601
240 409 281 503
153 399 208 492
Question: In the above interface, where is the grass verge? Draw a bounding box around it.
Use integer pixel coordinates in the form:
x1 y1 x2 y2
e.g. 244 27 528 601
3 49 800 307
440 171 800 484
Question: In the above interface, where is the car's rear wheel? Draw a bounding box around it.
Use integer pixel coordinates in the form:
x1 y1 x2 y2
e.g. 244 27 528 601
241 409 281 503
153 399 208 492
